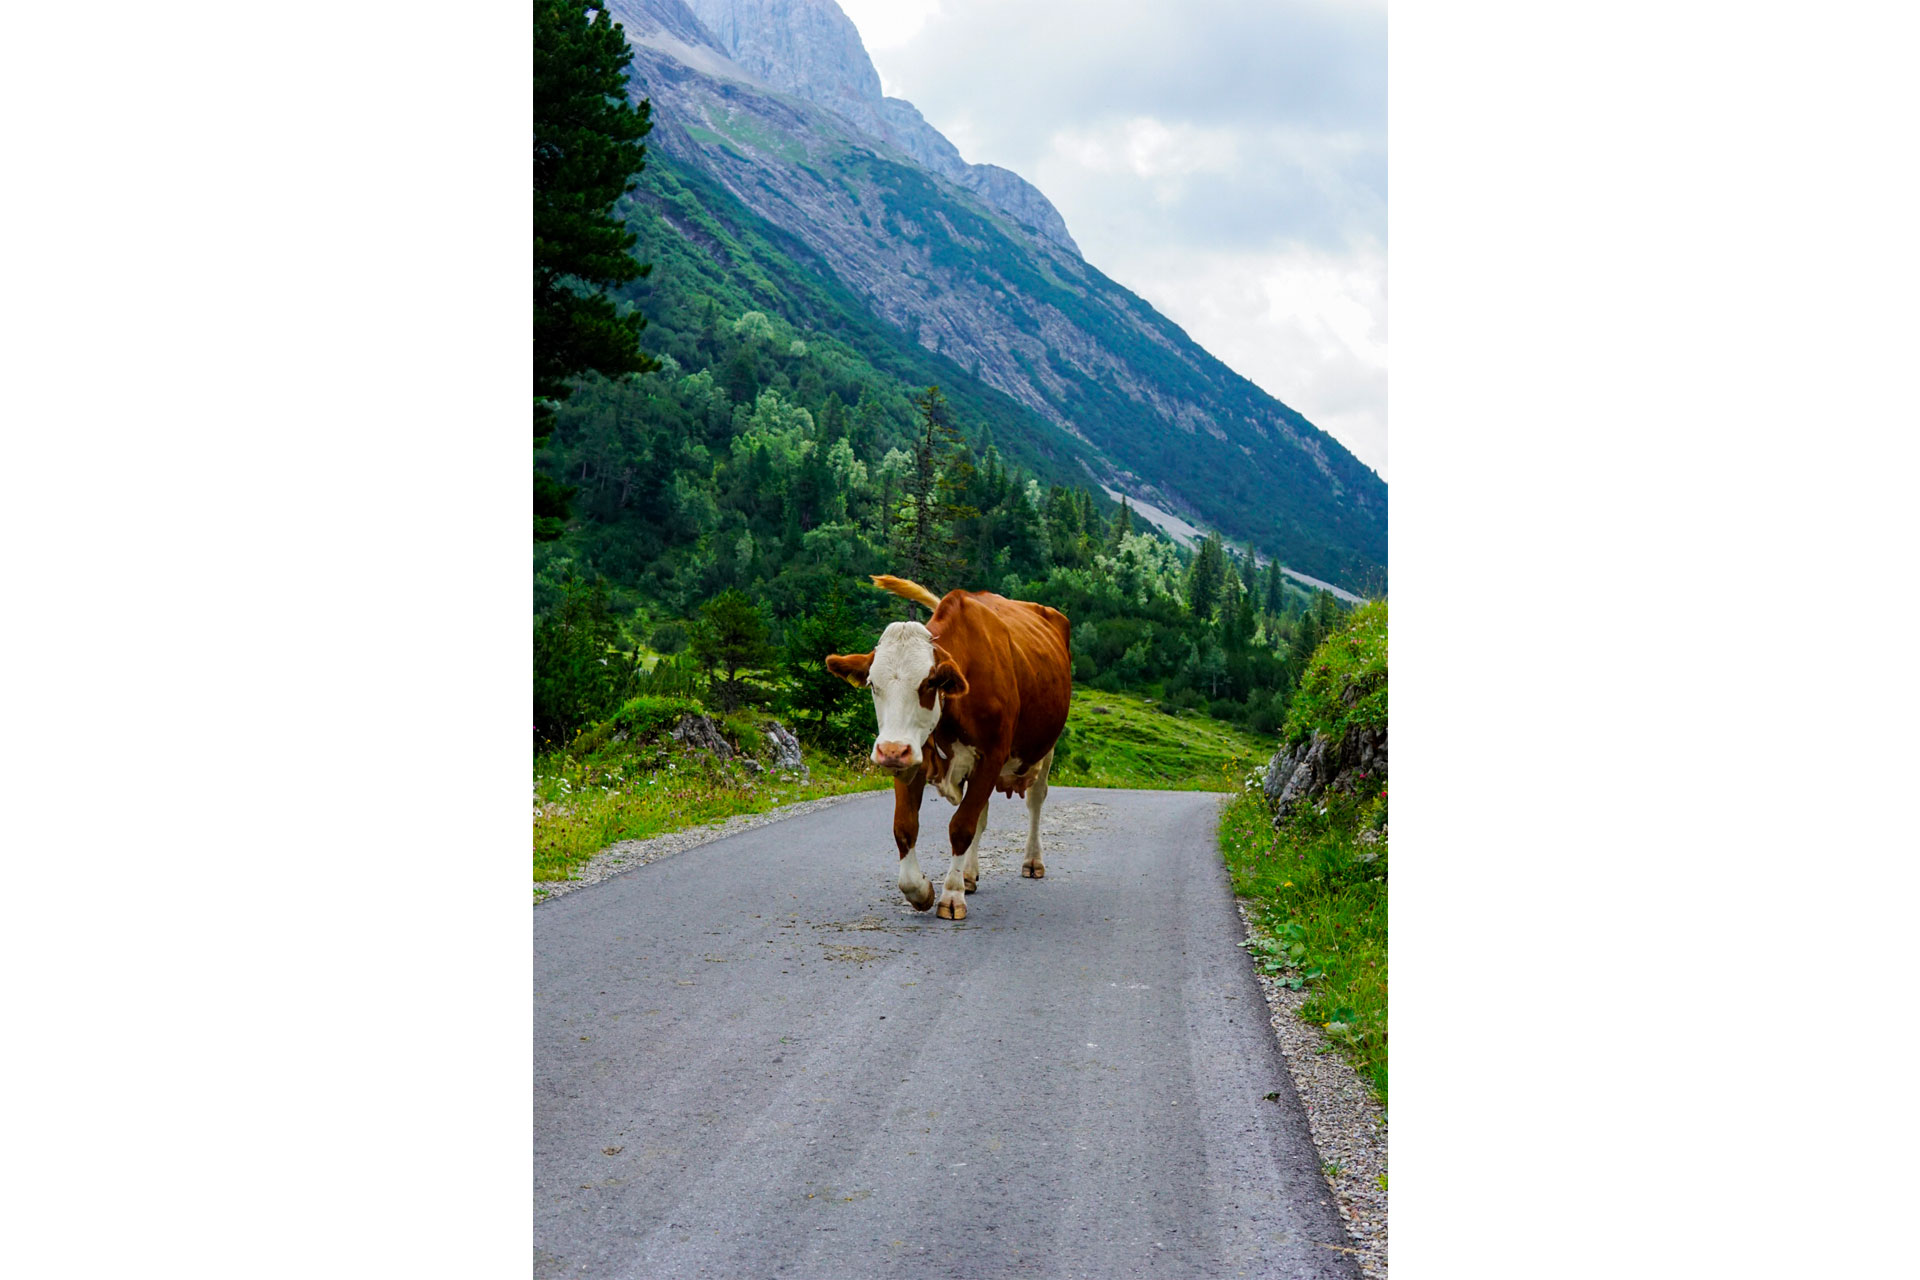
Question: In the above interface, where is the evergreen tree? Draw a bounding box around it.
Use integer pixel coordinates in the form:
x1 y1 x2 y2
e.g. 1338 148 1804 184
1313 588 1342 636
1263 561 1286 617
691 589 774 710
897 387 978 590
533 574 633 744
1187 532 1227 621
1288 601 1324 674
780 587 865 744
1108 498 1133 548
534 0 656 538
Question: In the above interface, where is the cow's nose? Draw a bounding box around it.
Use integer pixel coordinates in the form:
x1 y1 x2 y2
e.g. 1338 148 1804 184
872 740 914 769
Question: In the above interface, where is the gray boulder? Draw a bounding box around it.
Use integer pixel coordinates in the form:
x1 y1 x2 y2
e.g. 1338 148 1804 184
761 719 809 781
1262 725 1387 822
669 713 733 759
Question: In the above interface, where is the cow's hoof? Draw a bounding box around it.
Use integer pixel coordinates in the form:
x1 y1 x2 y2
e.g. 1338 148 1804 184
1022 864 1045 879
936 890 968 920
963 878 977 894
904 883 937 912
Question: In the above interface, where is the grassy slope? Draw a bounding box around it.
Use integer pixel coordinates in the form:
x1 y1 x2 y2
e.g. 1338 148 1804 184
1218 602 1388 1101
1052 687 1274 791
534 746 888 889
535 685 1271 890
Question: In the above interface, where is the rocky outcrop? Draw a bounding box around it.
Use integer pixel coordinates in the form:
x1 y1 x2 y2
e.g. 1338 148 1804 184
669 712 734 758
677 0 1082 255
760 719 809 780
1263 726 1387 822
667 711 810 780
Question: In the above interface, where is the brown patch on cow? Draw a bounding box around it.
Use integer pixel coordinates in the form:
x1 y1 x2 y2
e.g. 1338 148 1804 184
825 651 874 687
917 657 967 708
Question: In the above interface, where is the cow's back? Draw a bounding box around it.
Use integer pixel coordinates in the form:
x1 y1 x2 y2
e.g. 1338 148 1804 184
928 591 1071 762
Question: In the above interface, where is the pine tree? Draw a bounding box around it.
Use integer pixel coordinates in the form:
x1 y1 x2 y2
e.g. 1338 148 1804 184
691 589 774 711
1108 498 1133 548
1263 561 1286 617
781 587 865 743
897 387 978 590
534 0 656 539
1187 532 1227 621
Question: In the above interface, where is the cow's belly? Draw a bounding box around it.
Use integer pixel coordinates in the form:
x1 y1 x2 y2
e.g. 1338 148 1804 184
933 743 1032 805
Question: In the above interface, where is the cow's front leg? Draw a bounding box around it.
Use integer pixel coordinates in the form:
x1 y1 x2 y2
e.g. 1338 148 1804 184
894 768 935 911
939 756 1002 920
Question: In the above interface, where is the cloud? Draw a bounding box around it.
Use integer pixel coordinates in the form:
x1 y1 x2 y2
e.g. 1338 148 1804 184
837 0 1388 478
833 0 943 57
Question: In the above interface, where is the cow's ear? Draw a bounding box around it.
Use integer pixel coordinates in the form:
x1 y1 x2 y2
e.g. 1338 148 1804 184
825 652 873 688
919 660 968 704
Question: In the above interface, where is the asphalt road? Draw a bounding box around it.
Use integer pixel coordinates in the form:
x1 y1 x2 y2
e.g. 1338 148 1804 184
534 785 1360 1280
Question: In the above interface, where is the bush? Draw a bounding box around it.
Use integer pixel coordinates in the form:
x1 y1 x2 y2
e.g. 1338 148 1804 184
650 622 689 655
570 695 703 756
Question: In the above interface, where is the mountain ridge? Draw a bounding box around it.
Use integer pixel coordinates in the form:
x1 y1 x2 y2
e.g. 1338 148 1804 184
601 0 1386 591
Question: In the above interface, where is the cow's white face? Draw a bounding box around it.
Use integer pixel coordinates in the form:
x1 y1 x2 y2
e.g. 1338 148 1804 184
825 621 968 773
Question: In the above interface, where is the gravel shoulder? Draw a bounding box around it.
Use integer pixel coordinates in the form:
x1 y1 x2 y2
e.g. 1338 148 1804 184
1238 899 1389 1278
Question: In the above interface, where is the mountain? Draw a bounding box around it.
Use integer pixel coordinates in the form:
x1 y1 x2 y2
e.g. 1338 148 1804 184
599 0 1386 591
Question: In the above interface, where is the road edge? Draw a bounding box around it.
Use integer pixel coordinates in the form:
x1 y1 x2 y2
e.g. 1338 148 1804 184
533 790 875 904
1235 897 1389 1279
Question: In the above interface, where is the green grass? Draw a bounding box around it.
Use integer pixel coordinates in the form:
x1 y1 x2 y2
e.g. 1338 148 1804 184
1283 599 1387 746
1222 598 1389 1101
533 748 887 888
1220 789 1387 1100
1052 687 1274 791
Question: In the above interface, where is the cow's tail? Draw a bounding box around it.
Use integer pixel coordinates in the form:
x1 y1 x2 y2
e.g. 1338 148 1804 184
870 574 942 611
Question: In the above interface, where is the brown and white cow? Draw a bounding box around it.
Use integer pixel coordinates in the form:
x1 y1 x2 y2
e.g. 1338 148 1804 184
825 574 1072 920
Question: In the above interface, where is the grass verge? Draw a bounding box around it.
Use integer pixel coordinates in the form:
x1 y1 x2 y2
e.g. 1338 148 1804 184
534 749 887 887
1052 687 1274 791
1219 786 1388 1102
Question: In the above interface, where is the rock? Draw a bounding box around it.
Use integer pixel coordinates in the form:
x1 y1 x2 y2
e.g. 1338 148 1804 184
1262 725 1387 822
669 713 733 759
761 719 809 780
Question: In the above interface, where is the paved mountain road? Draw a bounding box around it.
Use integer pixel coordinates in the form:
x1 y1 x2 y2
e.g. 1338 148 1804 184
535 785 1359 1279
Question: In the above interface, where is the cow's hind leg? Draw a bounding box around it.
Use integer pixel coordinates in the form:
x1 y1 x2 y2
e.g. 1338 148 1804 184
1021 750 1054 879
963 797 987 894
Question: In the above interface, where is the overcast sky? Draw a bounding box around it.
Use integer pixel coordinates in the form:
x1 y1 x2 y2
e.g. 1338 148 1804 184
835 0 1387 479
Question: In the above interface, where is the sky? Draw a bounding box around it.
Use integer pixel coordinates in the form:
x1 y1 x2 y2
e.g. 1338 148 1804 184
835 0 1387 479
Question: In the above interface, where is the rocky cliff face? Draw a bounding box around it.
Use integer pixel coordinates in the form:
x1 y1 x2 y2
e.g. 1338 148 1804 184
600 0 1387 589
678 0 1082 256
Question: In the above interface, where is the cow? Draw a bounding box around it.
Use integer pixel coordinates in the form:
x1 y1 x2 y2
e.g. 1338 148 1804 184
825 575 1072 921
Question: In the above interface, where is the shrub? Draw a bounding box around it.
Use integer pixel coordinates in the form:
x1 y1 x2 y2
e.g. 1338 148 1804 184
650 622 689 655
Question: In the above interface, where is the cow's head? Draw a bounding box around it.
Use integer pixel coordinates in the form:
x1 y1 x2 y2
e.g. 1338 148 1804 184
826 620 968 773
